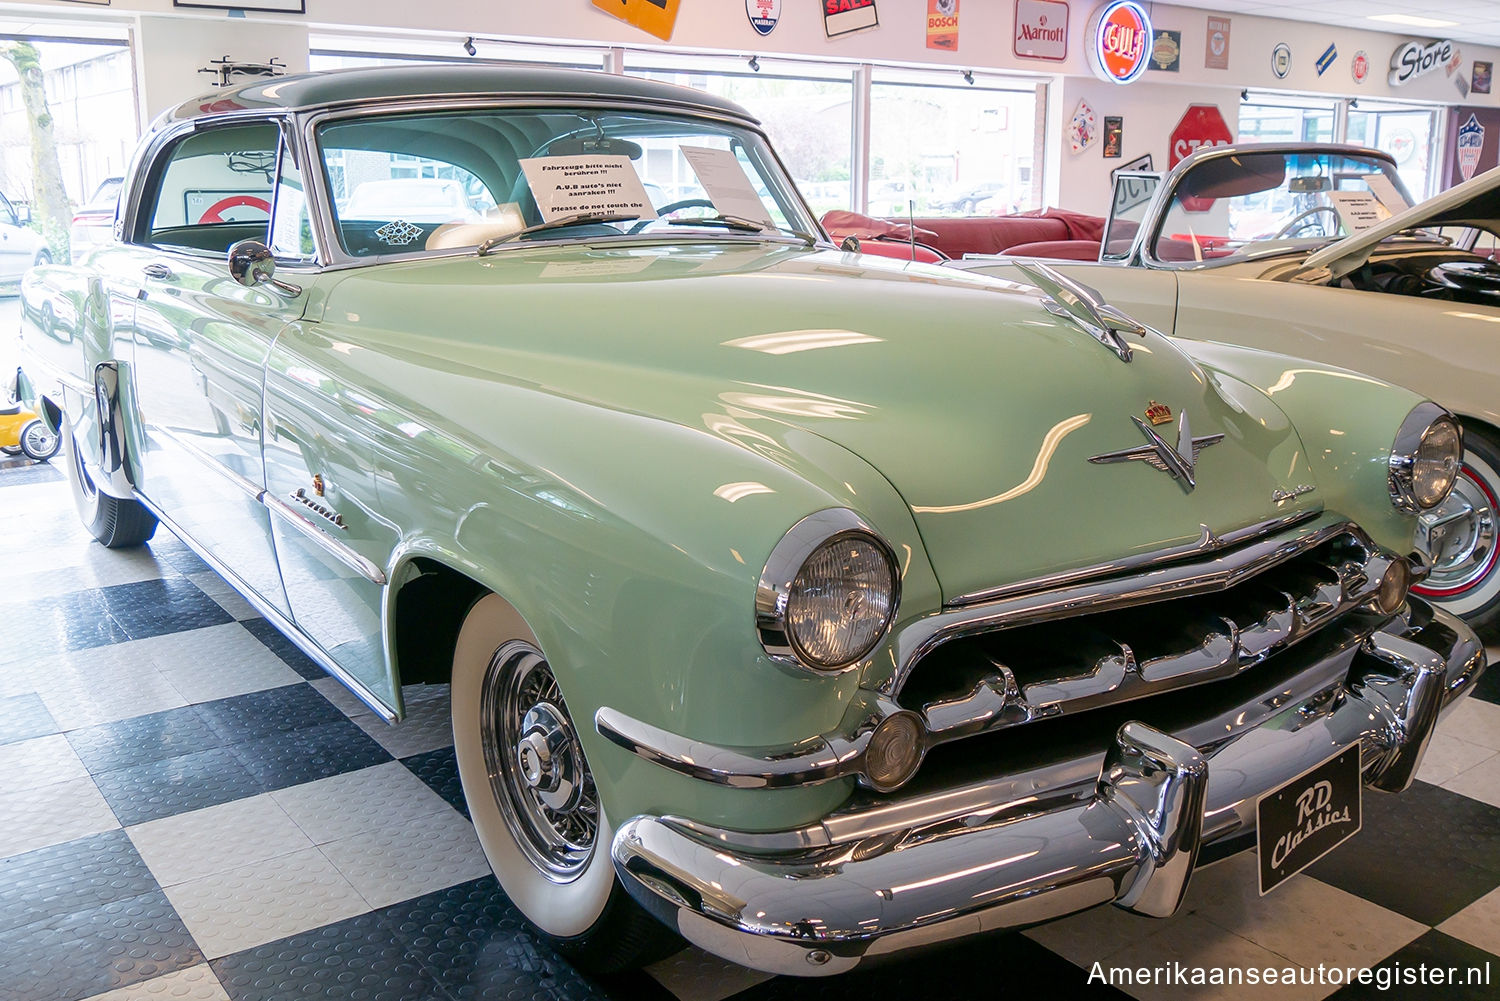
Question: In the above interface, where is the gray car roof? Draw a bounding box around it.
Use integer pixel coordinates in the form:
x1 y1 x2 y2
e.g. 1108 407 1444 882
159 63 759 128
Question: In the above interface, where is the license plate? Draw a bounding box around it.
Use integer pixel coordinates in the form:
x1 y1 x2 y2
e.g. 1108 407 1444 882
1256 744 1362 895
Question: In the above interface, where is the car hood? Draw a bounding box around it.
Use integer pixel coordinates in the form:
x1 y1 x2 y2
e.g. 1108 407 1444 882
1290 163 1500 283
316 242 1321 602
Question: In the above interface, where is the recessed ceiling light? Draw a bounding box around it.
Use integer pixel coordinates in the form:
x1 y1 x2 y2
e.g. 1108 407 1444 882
1368 14 1459 28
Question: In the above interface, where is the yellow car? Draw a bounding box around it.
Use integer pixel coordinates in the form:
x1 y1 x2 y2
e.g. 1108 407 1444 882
0 399 59 460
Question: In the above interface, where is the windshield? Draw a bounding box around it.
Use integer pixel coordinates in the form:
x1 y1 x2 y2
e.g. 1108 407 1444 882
1150 150 1416 267
315 108 818 257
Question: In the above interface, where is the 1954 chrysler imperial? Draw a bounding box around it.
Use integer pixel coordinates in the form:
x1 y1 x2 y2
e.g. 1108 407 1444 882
15 66 1487 976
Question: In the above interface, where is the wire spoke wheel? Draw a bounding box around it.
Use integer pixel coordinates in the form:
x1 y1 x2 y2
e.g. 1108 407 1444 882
479 640 598 881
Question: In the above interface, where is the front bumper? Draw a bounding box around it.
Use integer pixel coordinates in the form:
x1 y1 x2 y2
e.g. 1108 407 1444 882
611 604 1484 976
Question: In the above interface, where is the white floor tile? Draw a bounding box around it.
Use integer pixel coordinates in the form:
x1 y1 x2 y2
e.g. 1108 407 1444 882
37 654 188 730
127 793 313 887
1436 698 1500 752
1096 918 1339 1001
318 807 490 909
134 623 302 703
0 733 90 792
270 760 455 845
310 676 371 720
1417 731 1499 787
354 685 452 758
0 775 119 859
75 964 231 1001
646 946 775 1001
1442 753 1500 809
188 572 259 620
1438 885 1500 957
162 847 369 959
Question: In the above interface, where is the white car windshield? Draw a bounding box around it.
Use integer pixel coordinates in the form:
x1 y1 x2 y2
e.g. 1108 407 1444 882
1150 150 1417 266
315 107 818 257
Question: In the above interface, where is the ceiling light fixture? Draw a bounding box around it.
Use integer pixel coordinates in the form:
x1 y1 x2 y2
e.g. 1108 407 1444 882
462 36 477 56
1367 14 1459 29
748 54 760 72
962 69 974 85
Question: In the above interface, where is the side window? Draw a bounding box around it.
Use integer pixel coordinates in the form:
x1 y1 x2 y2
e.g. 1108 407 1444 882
0 191 16 227
143 123 278 254
269 141 315 261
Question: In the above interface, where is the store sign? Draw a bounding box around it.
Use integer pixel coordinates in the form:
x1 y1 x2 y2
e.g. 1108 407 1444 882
1389 38 1455 86
824 0 879 37
1014 0 1068 62
1351 50 1369 84
1271 42 1291 79
746 0 779 36
1459 114 1487 181
926 0 959 51
1086 1 1152 85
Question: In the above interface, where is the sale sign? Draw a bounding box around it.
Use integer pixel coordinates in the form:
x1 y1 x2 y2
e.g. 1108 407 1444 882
825 0 879 37
927 0 958 51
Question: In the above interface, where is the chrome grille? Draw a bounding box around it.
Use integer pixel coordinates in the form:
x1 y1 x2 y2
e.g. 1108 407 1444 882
895 526 1396 745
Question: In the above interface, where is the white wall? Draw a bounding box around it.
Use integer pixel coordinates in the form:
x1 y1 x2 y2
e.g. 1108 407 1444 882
134 15 308 124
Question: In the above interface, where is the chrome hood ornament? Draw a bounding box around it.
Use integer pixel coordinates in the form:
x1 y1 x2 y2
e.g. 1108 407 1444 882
1013 259 1149 363
1089 409 1225 492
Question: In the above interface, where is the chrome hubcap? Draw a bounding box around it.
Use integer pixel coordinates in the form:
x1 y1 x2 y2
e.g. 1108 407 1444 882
1417 466 1499 595
22 424 55 456
479 641 598 881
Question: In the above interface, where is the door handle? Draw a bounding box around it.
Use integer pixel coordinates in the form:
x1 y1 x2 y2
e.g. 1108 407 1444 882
142 263 172 280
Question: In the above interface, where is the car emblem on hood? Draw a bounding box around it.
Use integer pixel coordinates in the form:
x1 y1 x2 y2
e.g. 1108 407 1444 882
1088 408 1224 491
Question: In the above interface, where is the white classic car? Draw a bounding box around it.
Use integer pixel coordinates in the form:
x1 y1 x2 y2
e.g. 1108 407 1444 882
956 144 1500 630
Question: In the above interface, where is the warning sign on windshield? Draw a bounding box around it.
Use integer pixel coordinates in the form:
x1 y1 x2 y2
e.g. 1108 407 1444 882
519 155 658 222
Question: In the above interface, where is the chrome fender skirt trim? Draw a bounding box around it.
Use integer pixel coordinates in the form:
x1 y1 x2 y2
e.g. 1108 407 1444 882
609 608 1483 977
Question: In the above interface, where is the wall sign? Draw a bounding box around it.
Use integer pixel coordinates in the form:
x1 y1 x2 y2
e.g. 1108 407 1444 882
1444 107 1500 187
174 0 302 10
926 0 959 51
1475 61 1493 95
1169 104 1232 211
1389 38 1456 86
1316 44 1337 77
1086 1 1152 85
746 0 780 36
590 0 680 41
1150 29 1181 72
1014 0 1069 62
1102 117 1123 158
1271 42 1291 79
1068 98 1097 154
1351 50 1369 84
824 0 879 37
1205 15 1231 70
1458 114 1487 181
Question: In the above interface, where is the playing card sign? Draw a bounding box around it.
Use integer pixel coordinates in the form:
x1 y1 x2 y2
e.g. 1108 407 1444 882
1459 114 1486 182
1069 99 1098 154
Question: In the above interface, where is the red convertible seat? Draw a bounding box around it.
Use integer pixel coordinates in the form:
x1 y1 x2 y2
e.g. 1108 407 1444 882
1002 239 1102 261
867 207 1108 260
851 239 947 264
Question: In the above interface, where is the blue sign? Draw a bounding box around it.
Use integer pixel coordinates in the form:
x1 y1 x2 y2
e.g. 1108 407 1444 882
746 0 780 36
1316 43 1337 76
1458 113 1486 181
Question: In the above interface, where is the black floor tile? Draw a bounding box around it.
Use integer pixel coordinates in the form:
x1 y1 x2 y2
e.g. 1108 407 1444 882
0 692 57 745
92 746 266 827
212 908 447 1001
0 889 202 1001
9 589 131 660
195 682 346 745
0 830 157 934
1307 782 1500 924
144 536 211 576
402 747 468 819
66 704 226 774
230 718 392 791
381 876 615 1001
98 577 232 640
1472 659 1500 706
1328 930 1499 1000
240 617 324 680
0 461 63 487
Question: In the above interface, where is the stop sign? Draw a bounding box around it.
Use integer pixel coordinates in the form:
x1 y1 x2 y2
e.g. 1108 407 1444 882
1169 104 1232 168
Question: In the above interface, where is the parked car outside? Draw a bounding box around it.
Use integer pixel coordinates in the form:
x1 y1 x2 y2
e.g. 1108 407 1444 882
17 67 1485 977
70 176 123 263
956 144 1500 630
340 176 483 225
0 188 51 286
930 178 1008 214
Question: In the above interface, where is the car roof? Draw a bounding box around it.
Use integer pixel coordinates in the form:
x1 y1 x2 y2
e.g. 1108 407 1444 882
157 64 759 129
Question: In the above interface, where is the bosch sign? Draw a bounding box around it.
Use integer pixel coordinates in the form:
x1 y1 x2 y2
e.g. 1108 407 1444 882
1389 38 1455 86
1086 1 1152 85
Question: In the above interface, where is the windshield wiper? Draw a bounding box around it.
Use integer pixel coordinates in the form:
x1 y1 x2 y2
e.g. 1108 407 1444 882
475 212 639 255
665 213 818 247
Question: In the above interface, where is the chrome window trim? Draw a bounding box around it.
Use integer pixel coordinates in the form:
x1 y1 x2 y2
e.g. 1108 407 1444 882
1389 401 1462 513
755 508 901 675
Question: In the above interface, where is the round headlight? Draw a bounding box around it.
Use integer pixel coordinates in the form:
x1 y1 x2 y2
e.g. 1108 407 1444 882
757 510 900 673
1390 404 1462 513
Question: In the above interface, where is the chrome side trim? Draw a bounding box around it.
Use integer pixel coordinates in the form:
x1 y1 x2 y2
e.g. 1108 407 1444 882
947 508 1320 607
263 491 389 585
134 494 398 722
152 426 265 503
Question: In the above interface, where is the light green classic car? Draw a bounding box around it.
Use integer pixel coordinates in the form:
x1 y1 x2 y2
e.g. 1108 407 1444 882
16 66 1488 976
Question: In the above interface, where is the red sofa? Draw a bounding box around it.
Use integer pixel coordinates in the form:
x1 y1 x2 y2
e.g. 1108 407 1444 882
820 207 1106 262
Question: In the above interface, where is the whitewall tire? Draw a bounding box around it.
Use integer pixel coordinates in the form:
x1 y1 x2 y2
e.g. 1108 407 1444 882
1412 431 1500 631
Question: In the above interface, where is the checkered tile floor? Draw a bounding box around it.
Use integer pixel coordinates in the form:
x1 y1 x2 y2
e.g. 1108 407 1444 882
4 463 1500 1001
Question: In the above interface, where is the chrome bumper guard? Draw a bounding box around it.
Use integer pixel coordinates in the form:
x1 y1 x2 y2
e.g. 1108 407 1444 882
611 606 1483 977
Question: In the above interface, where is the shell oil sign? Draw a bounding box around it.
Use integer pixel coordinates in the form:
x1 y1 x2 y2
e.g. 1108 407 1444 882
1087 1 1152 84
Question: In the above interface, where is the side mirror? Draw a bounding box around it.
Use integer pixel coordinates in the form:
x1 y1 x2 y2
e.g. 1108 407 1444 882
227 240 300 296
14 203 30 226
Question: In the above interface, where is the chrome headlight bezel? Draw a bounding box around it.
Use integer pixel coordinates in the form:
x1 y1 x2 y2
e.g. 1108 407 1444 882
756 509 901 675
1389 402 1463 514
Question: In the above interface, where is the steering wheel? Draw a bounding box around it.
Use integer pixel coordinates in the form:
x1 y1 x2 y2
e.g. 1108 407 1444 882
1273 205 1342 240
628 198 716 233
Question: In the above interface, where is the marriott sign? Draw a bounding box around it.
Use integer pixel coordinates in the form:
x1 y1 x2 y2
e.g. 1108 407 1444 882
1014 0 1069 62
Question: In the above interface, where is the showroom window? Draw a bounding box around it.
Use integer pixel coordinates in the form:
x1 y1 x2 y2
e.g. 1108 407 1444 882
1239 97 1338 145
869 75 1041 217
